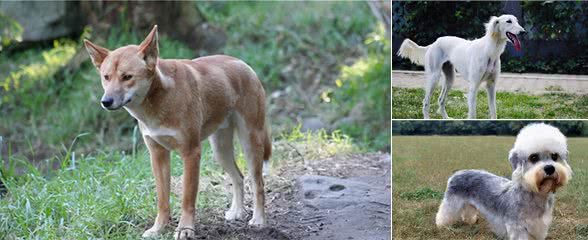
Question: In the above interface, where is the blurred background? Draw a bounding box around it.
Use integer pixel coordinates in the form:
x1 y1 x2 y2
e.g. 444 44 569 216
393 1 588 74
0 2 391 239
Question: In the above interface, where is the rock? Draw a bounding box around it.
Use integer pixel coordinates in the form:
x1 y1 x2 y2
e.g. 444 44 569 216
0 1 82 42
301 117 326 132
296 175 391 240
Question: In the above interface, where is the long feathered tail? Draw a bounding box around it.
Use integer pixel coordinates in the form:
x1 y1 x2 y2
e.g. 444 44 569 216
397 38 428 66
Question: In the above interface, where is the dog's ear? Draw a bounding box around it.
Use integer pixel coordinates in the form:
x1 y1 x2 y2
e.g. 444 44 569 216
84 40 110 69
485 16 499 34
139 25 159 71
508 149 523 171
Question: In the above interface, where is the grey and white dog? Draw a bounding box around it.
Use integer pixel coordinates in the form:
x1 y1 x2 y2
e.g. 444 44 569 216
435 123 573 240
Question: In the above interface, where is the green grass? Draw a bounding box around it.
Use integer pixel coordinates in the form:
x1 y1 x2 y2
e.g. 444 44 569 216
0 128 356 239
392 87 588 119
392 135 588 240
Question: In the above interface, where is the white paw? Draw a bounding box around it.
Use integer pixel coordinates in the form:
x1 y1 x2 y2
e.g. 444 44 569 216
224 207 246 220
248 216 266 226
142 226 164 238
174 227 196 240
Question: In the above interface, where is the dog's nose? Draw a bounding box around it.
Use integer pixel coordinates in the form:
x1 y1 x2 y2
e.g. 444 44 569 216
544 165 555 175
101 97 114 108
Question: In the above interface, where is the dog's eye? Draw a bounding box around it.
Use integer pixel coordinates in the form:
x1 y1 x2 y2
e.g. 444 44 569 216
122 74 133 81
529 154 539 163
551 153 559 161
506 20 512 24
103 75 110 80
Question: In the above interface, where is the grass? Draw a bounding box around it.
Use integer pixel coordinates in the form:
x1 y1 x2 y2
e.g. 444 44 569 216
392 135 588 240
392 87 588 119
0 128 356 239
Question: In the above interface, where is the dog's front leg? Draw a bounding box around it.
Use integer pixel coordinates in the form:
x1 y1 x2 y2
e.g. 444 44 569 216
175 144 202 240
143 137 171 238
506 224 531 240
486 77 497 119
467 82 478 119
466 73 483 119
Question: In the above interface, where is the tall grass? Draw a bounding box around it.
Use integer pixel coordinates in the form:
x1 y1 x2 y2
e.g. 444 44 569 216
0 127 356 239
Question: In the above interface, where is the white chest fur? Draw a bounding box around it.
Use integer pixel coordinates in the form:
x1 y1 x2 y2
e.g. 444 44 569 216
125 107 181 150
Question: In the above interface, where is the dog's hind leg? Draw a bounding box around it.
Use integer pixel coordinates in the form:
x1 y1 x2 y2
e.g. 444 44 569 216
210 118 246 221
438 62 454 119
423 69 442 119
460 204 478 225
436 194 465 227
235 113 267 226
486 75 497 119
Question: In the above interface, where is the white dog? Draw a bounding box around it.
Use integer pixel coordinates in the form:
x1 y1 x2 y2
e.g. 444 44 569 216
397 15 525 119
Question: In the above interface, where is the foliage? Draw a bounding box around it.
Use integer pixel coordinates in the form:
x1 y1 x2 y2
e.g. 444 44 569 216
521 1 588 44
330 23 391 151
1 40 77 106
0 13 22 51
392 87 588 119
392 120 586 136
393 1 502 45
200 1 374 91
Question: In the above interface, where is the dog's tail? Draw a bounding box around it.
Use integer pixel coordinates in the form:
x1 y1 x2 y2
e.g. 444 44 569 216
262 125 272 176
397 38 428 66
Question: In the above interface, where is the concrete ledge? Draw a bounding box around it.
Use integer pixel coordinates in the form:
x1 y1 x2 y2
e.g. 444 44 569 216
392 70 588 95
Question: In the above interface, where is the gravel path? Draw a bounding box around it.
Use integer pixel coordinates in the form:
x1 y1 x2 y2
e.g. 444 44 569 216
393 70 588 95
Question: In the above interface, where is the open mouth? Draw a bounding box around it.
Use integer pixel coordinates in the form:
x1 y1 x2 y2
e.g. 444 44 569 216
506 32 521 51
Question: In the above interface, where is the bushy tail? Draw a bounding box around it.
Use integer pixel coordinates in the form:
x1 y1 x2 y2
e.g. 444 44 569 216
262 126 272 176
397 38 428 66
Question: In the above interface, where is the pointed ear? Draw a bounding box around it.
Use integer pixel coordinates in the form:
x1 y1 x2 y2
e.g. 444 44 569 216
84 39 110 69
139 25 159 71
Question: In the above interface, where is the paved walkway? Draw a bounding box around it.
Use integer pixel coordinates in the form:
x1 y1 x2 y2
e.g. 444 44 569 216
392 70 588 95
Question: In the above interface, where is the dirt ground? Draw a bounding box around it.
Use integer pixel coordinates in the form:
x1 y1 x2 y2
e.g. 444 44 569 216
169 152 391 240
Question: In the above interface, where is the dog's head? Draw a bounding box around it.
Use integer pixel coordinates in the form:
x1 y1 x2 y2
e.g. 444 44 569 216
508 123 572 194
84 25 159 110
485 15 525 51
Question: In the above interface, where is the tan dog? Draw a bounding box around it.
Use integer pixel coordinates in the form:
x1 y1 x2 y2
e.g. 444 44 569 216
84 25 271 239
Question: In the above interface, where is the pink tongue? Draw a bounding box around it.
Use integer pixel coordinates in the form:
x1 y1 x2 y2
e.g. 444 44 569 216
513 35 521 51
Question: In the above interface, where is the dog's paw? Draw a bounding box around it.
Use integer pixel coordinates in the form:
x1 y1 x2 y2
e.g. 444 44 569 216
174 227 196 240
142 226 165 238
248 216 266 226
225 207 246 220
